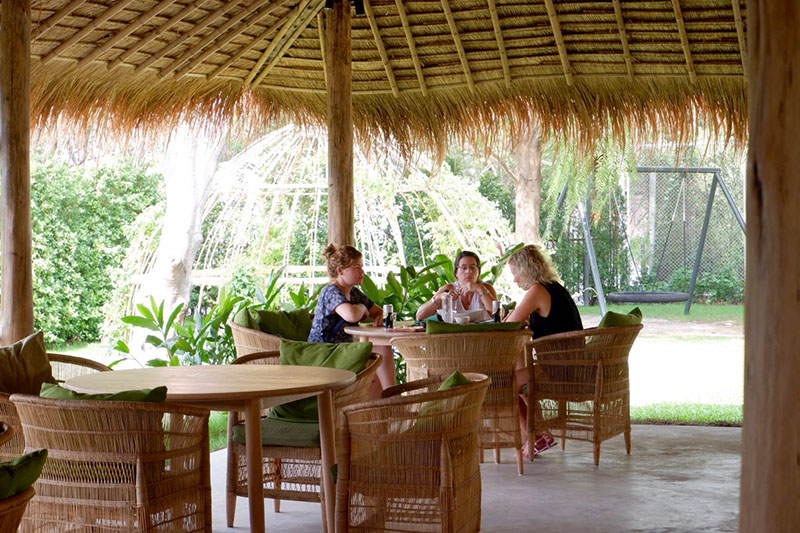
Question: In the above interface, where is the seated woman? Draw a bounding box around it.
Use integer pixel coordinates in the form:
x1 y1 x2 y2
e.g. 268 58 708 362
308 243 395 399
503 244 583 457
415 250 498 321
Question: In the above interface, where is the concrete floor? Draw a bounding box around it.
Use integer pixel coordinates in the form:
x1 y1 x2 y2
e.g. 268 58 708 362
212 424 741 532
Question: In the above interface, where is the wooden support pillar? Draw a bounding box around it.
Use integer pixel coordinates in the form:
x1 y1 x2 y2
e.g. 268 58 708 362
740 2 800 530
325 0 354 246
0 0 34 345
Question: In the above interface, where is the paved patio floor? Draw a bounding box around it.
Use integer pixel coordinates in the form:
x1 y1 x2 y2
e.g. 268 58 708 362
212 424 740 532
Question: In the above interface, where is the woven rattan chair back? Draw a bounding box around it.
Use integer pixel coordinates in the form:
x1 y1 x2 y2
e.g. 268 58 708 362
392 330 531 474
11 394 211 532
229 321 283 355
0 394 23 463
336 373 490 532
526 324 643 465
47 353 112 384
226 351 382 531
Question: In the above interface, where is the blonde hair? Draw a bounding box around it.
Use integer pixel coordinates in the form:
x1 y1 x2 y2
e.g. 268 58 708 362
508 244 561 289
322 244 362 278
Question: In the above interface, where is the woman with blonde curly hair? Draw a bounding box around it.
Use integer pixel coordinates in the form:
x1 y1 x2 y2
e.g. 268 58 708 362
504 244 583 457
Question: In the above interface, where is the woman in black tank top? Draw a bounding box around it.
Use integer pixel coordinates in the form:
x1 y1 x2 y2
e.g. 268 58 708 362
504 244 583 457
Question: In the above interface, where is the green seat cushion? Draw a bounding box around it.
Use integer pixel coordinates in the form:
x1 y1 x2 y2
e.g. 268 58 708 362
0 331 56 395
597 307 643 328
269 340 373 422
233 308 313 341
231 417 320 448
0 449 48 499
40 383 168 403
437 370 471 391
414 371 473 431
426 321 523 334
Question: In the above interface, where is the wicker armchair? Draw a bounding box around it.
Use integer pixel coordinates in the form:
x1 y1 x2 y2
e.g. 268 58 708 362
229 321 283 355
335 373 490 532
0 422 35 533
526 324 643 466
11 394 211 532
226 350 382 531
392 330 531 474
1 353 111 462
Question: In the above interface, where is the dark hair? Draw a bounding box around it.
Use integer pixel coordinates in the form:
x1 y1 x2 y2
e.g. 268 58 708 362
454 250 481 273
322 244 363 278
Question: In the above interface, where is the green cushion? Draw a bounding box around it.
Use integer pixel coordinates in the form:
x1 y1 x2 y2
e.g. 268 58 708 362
0 449 48 499
231 417 320 448
233 308 313 341
0 331 56 395
437 371 471 390
269 340 373 422
414 371 473 431
425 321 523 334
40 383 168 403
597 307 643 328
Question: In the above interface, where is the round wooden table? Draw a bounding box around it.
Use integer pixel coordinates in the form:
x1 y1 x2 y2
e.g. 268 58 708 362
66 365 355 533
344 325 425 346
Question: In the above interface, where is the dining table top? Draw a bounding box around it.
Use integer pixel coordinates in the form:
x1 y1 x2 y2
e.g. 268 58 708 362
64 365 356 405
344 324 426 341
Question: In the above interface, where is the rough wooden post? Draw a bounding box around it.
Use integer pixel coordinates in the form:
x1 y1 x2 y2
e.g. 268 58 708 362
325 0 354 246
0 0 34 345
740 1 800 530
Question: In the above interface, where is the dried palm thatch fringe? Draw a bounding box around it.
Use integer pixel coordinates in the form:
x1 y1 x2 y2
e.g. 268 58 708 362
24 0 748 155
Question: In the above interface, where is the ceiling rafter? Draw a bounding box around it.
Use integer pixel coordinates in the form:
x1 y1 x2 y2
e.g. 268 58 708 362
543 0 573 86
109 0 207 72
245 0 311 86
207 6 295 81
160 0 275 79
611 0 634 80
440 0 476 93
33 0 87 41
134 0 240 74
42 0 136 64
251 1 323 87
364 0 400 97
174 0 292 80
77 0 178 68
394 0 427 96
317 12 328 87
486 0 510 88
731 0 747 75
670 0 697 83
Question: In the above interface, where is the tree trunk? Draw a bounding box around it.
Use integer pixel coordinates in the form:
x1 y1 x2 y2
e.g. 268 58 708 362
740 1 800 530
513 122 543 243
326 1 354 246
0 0 33 345
139 121 230 313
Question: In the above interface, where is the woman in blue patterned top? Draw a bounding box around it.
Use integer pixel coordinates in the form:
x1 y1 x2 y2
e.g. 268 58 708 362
308 244 382 343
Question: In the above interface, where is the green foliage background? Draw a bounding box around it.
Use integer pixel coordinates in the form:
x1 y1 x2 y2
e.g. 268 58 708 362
29 157 162 346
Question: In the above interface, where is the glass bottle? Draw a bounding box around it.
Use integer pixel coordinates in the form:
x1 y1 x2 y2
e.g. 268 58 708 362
383 304 394 329
441 290 454 323
492 300 501 323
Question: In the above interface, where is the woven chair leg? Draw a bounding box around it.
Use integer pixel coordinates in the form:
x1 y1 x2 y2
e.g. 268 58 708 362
320 497 328 533
226 492 236 527
494 445 501 464
625 429 632 454
274 458 282 512
515 447 524 475
593 440 601 466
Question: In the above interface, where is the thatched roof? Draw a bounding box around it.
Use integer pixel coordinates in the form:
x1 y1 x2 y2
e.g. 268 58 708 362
24 0 748 150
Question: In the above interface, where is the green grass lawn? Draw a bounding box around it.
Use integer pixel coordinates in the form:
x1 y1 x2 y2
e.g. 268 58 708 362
210 412 229 451
632 403 742 426
578 303 743 324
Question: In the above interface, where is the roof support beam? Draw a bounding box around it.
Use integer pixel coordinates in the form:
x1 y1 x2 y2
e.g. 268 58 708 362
134 0 239 74
543 0 573 86
251 2 322 87
364 0 399 97
0 0 34 344
486 0 511 88
394 0 427 96
611 0 634 80
77 0 178 68
109 0 206 72
670 0 697 84
440 0 475 93
317 13 328 87
32 0 86 41
731 0 747 75
245 0 310 86
326 0 354 247
207 7 293 81
164 0 282 79
41 0 137 65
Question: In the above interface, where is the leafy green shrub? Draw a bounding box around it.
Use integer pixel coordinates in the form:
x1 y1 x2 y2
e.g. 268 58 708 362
30 158 162 346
